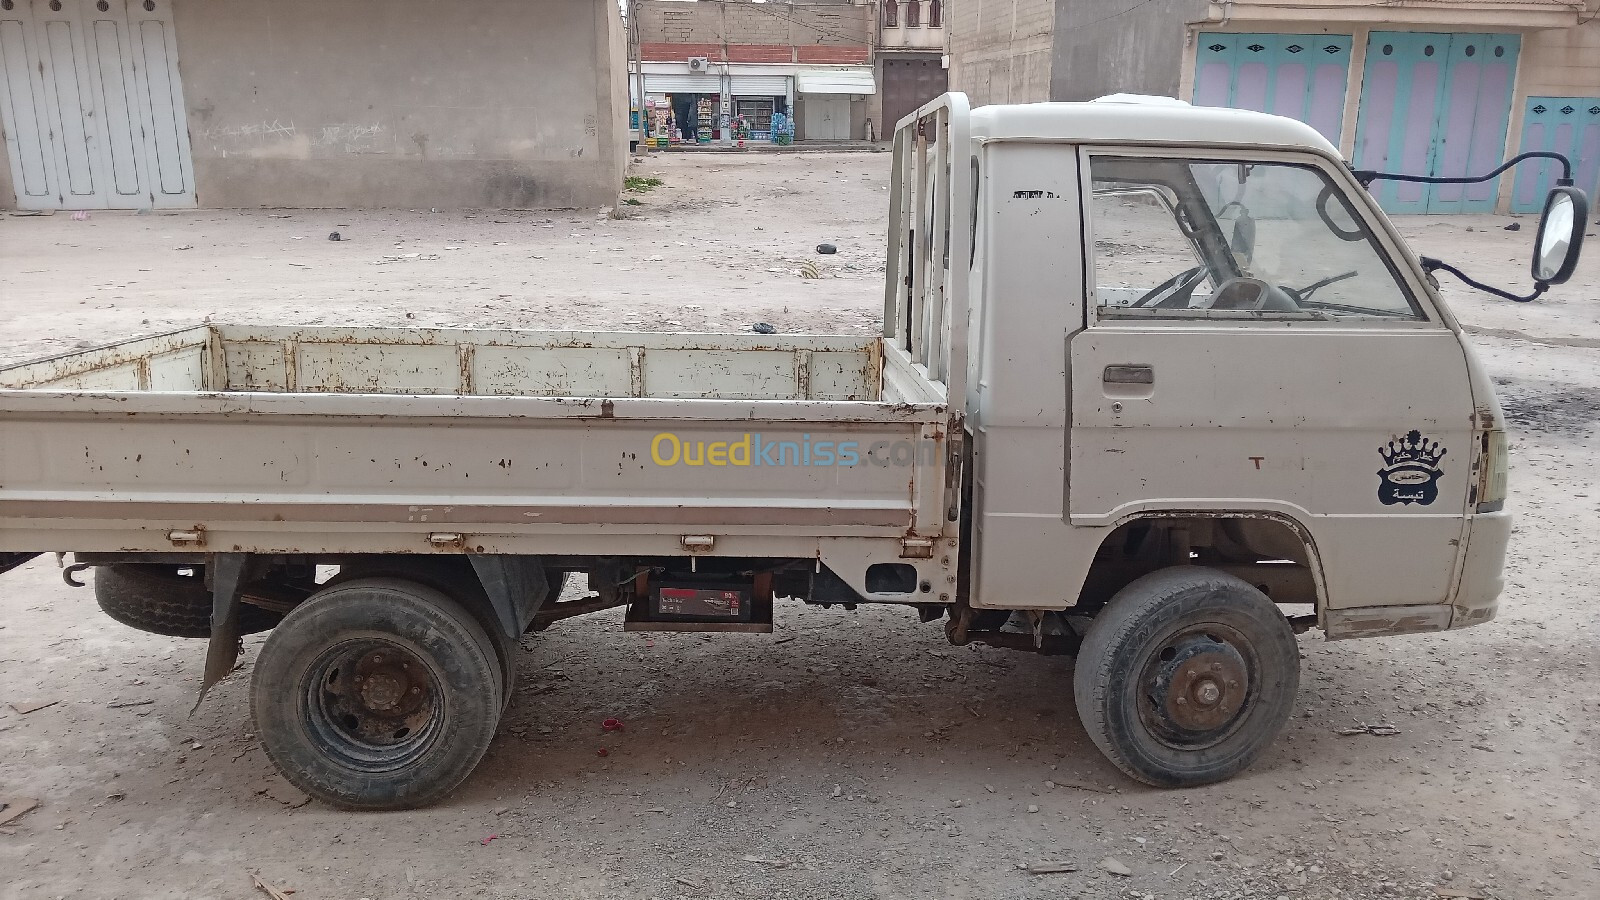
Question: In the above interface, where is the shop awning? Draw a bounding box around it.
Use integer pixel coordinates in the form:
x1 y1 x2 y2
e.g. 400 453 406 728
645 73 721 94
795 69 876 96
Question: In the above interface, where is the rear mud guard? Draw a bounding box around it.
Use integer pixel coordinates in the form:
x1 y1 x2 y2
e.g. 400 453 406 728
195 552 260 710
468 555 552 638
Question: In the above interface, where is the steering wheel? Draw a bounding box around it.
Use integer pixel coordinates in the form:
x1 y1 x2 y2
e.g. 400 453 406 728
1207 277 1303 312
1131 265 1210 309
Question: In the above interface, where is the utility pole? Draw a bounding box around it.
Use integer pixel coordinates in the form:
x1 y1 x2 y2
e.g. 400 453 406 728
630 0 649 157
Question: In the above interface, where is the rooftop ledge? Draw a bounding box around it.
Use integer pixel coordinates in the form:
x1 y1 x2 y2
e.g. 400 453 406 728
1202 0 1585 31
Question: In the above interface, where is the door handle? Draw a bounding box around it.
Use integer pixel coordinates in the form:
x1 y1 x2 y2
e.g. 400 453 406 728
1103 365 1154 385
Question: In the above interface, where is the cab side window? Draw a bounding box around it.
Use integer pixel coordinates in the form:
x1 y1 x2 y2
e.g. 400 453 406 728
1092 187 1215 312
1089 155 1425 321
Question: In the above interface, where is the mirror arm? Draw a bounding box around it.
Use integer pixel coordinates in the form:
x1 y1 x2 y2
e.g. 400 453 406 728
1420 256 1548 303
1357 151 1575 189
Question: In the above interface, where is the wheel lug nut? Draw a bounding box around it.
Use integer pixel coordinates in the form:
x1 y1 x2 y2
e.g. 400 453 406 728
1210 663 1222 672
1176 697 1186 705
410 687 420 695
373 655 384 664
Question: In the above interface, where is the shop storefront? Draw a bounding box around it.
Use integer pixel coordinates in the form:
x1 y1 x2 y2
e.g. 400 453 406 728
795 68 876 141
633 62 870 146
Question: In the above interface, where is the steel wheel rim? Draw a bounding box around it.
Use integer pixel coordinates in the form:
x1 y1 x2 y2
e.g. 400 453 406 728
303 639 445 773
1135 622 1259 752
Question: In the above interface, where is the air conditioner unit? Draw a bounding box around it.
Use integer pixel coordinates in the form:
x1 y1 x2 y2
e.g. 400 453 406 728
687 57 710 73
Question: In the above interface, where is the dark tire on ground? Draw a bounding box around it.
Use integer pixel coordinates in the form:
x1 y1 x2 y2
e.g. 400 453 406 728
327 559 520 711
94 564 282 639
1072 566 1300 788
251 576 503 810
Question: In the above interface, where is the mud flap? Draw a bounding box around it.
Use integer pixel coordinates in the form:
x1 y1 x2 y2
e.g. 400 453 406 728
194 553 259 711
468 555 551 639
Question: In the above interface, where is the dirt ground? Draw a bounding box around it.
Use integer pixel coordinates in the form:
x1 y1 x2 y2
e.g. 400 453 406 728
1 152 1598 900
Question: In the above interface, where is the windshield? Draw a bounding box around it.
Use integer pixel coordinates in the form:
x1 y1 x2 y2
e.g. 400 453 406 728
1090 157 1423 319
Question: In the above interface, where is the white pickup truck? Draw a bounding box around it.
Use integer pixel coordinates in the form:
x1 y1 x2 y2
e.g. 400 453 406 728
0 94 1586 810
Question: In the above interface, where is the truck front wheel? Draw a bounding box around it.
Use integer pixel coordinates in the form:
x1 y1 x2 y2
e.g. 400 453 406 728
251 577 503 810
1073 567 1300 787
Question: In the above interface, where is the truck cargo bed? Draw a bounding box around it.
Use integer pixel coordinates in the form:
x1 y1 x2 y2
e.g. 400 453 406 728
0 326 955 565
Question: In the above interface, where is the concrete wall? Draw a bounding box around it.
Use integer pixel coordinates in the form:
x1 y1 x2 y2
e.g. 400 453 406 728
638 0 872 60
174 0 627 209
1520 10 1600 97
1051 0 1207 101
948 0 1056 106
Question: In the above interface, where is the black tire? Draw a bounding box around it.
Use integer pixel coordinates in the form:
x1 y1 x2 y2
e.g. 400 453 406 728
94 564 281 639
251 577 503 810
327 559 519 711
1073 566 1300 788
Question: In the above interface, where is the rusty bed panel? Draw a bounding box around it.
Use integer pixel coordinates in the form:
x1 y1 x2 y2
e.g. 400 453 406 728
0 326 957 571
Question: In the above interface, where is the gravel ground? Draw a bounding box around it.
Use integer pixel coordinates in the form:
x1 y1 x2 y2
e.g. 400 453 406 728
1 151 1598 900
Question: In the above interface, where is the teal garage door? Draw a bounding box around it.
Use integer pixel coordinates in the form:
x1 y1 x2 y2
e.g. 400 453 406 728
1193 33 1352 144
1353 32 1520 215
1511 98 1600 214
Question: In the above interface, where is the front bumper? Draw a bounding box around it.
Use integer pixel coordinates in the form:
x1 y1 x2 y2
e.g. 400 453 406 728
1322 510 1509 640
1450 509 1510 630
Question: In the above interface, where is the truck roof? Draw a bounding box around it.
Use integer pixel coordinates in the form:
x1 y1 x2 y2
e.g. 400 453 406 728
968 95 1341 157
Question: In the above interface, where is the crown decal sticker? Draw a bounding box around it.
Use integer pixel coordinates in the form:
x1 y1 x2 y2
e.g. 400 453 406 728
1378 430 1447 506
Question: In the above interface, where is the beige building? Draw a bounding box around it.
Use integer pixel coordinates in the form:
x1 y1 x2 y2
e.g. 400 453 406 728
0 0 629 211
633 0 875 144
877 0 947 136
950 0 1600 214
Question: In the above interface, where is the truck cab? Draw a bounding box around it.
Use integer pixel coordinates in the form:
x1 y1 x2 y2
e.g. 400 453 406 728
934 94 1510 634
889 92 1568 786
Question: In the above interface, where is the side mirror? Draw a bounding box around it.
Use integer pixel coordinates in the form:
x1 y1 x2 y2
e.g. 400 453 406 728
1533 187 1588 285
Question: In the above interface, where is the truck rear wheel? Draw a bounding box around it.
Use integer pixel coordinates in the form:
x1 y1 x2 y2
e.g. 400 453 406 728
94 564 281 639
1073 567 1299 788
251 577 503 810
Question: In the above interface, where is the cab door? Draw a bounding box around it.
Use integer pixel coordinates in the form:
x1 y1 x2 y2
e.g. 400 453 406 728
1069 148 1475 611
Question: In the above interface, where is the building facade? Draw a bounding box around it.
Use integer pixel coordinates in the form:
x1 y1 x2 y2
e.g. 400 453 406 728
878 0 948 136
634 0 875 144
950 0 1600 214
0 0 629 211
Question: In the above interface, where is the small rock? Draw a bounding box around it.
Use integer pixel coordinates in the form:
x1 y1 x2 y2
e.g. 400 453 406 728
1504 222 1521 231
1027 804 1040 814
816 243 837 255
1100 857 1132 877
329 231 343 241
751 322 776 334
